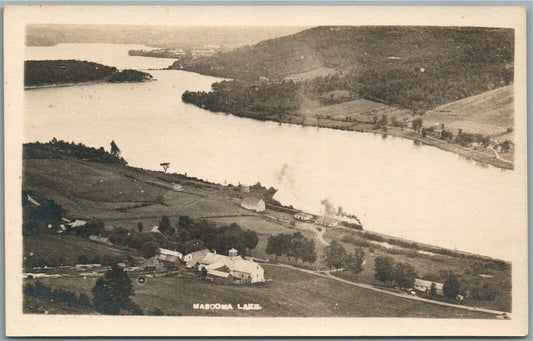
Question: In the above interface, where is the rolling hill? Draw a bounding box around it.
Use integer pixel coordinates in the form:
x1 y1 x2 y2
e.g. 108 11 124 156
178 26 514 111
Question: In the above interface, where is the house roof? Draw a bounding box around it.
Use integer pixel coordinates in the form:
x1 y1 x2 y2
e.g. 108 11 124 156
159 248 182 258
185 249 210 267
415 278 443 289
242 196 264 206
200 252 236 265
150 226 161 233
89 235 110 243
69 219 87 227
227 258 262 274
197 251 263 275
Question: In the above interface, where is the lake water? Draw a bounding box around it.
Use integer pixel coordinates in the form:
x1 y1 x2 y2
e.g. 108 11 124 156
24 43 521 260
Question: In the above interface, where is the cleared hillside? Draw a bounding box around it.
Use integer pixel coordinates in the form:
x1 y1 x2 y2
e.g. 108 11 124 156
423 86 514 136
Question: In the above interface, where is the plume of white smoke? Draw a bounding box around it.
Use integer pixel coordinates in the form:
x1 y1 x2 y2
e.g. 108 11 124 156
320 198 336 217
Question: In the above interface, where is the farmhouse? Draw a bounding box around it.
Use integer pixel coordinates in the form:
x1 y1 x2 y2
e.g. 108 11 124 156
295 212 314 221
241 197 266 212
315 216 338 227
187 248 265 283
414 278 444 296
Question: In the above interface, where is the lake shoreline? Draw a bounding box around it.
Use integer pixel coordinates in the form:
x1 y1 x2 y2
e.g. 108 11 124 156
190 107 514 170
24 79 156 90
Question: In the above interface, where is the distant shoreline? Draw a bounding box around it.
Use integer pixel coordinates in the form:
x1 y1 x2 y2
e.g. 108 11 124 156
24 80 107 90
24 79 155 90
189 107 514 171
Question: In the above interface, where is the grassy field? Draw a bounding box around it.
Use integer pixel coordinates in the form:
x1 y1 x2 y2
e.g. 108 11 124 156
306 98 412 122
23 234 139 268
423 86 513 136
27 265 496 318
324 228 511 312
23 151 511 314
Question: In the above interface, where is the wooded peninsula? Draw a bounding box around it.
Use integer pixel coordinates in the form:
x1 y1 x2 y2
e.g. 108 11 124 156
25 60 153 88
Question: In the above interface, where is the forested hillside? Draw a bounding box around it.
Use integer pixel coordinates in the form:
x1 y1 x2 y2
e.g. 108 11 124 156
178 26 513 111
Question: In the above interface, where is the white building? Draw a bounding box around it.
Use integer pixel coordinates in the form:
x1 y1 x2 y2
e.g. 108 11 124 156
414 278 444 296
241 197 266 212
157 248 183 263
193 248 265 284
315 216 338 227
295 212 314 221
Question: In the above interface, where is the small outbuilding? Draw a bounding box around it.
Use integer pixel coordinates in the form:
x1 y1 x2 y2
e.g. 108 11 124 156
315 216 338 227
157 248 183 263
69 220 87 228
295 212 314 221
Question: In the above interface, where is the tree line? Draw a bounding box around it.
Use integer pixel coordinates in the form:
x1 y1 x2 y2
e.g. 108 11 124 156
266 232 317 264
323 240 365 275
23 139 127 165
108 215 259 259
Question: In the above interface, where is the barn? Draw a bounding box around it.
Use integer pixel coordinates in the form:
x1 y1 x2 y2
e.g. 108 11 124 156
190 248 265 284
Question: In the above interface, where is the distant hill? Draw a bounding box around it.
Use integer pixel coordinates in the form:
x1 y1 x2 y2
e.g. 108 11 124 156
179 26 514 110
26 24 307 51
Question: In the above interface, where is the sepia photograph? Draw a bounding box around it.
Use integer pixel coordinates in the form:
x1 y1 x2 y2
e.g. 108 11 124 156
4 5 528 337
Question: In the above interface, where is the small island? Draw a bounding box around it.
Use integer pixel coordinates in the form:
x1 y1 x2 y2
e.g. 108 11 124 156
24 60 153 88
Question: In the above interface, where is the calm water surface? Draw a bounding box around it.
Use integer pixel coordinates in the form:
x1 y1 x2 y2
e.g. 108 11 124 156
24 44 521 260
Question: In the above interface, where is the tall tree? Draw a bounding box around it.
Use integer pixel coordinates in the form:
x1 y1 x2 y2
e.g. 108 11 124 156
323 240 347 270
110 140 121 157
373 256 395 285
393 262 417 289
92 264 135 314
443 271 460 299
158 215 174 235
345 247 365 275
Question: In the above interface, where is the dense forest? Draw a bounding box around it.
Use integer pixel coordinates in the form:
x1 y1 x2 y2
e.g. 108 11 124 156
178 26 513 111
182 80 300 120
25 60 152 86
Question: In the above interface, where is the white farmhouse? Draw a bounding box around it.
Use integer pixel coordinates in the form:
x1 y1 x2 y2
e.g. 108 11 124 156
295 212 314 221
241 197 266 212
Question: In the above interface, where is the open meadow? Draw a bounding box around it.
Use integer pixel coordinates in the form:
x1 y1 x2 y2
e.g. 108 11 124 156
26 265 497 318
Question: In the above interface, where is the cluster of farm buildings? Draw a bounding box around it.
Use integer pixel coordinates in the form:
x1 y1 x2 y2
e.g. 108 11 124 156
240 196 338 227
149 247 265 284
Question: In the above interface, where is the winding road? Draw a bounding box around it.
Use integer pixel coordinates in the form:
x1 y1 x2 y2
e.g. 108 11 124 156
267 263 510 318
